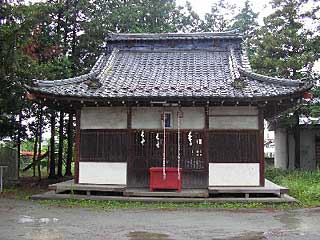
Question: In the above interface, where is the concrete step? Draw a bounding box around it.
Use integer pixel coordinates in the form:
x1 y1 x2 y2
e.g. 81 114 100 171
124 189 209 198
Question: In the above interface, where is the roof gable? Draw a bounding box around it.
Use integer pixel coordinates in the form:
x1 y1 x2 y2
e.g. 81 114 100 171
28 31 311 103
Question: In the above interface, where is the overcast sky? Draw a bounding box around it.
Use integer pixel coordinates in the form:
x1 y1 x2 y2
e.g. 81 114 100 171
176 0 274 24
176 0 320 72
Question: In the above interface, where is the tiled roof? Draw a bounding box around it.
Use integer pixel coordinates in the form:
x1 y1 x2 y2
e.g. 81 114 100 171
29 33 310 101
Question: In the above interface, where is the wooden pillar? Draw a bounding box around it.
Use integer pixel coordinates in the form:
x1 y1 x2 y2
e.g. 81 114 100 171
126 106 132 187
204 106 209 129
65 113 73 176
74 110 80 183
127 107 132 129
48 110 56 179
258 108 265 186
57 111 64 177
37 108 43 180
204 106 209 186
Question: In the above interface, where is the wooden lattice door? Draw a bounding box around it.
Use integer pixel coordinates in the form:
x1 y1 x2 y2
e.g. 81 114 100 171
127 130 208 188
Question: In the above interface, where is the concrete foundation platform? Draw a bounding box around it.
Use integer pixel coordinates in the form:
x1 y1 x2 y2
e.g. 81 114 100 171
209 179 288 197
124 188 209 198
49 180 125 194
31 190 296 203
33 179 295 203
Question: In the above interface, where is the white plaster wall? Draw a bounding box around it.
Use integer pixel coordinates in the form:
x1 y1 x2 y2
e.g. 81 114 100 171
209 163 260 186
209 116 258 129
209 106 258 130
274 128 288 169
81 107 127 129
209 106 258 116
79 162 127 185
131 107 205 129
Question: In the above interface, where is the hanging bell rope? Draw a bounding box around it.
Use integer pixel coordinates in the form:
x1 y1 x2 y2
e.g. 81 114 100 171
162 112 166 180
177 110 181 180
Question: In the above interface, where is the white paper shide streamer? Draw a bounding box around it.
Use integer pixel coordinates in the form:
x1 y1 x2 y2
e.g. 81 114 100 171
188 131 192 146
141 130 145 146
156 133 160 149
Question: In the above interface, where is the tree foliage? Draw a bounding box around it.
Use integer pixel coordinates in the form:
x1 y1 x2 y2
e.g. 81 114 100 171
250 0 320 80
1 0 320 143
201 0 236 32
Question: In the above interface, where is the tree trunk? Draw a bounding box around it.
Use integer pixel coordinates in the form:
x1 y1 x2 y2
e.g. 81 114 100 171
49 110 56 179
32 128 38 177
56 0 63 42
63 0 69 55
17 111 22 177
57 111 64 177
65 112 73 176
71 0 78 71
37 108 43 180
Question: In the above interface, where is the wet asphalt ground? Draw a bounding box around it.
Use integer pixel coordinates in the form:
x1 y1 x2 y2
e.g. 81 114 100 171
1 198 320 240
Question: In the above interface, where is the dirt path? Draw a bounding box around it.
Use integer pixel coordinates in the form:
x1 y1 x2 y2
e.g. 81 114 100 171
1 198 320 240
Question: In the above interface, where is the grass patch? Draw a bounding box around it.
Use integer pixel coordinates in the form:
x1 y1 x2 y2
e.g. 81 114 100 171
38 199 298 210
3 169 320 210
1 186 45 200
38 169 319 210
265 168 320 207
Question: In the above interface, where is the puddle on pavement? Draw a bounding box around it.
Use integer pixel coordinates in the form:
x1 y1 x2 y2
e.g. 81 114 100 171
25 228 63 240
19 216 35 224
213 231 266 240
18 215 59 224
128 231 172 240
274 212 301 230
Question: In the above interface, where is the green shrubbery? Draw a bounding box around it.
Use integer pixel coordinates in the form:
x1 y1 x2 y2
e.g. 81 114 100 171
266 168 320 206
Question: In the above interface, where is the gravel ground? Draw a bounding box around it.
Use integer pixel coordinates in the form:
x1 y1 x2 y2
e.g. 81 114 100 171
1 198 320 240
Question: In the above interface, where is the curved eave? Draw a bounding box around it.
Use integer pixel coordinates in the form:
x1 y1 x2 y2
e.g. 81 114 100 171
238 68 304 87
26 83 311 104
30 54 107 88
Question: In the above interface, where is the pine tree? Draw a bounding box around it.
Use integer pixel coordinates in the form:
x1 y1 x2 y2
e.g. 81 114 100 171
175 1 203 33
232 0 258 38
251 0 320 80
200 0 236 32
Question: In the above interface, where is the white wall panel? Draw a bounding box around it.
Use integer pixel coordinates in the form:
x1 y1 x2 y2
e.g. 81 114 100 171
79 162 127 185
209 106 258 116
209 163 260 186
132 107 204 129
81 107 127 129
208 106 258 130
209 116 258 129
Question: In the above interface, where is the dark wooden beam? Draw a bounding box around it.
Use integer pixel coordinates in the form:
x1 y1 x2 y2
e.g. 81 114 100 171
74 110 81 184
258 108 265 186
65 112 73 176
48 110 56 179
57 111 64 177
204 106 209 129
127 107 132 129
204 106 209 187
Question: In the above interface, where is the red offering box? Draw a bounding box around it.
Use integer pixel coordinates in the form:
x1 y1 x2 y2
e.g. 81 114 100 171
149 167 182 192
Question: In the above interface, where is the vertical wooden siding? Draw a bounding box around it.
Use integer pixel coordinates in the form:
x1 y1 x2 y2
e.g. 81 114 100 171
79 130 128 162
127 130 208 188
79 129 261 188
208 130 260 163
